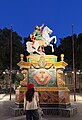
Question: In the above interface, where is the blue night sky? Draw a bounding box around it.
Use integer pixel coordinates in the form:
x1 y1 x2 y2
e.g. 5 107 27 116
0 0 82 42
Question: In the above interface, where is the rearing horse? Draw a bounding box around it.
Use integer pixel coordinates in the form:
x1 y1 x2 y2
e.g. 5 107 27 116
26 26 57 54
42 26 57 52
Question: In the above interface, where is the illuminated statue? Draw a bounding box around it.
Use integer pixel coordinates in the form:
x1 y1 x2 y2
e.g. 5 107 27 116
33 24 44 40
26 24 57 54
42 26 57 46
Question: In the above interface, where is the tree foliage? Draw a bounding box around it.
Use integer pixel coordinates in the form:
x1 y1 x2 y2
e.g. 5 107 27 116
56 33 82 70
0 27 24 71
75 33 82 69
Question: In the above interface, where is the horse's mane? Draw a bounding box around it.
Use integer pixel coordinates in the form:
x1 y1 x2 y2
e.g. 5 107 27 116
43 26 48 31
42 26 53 33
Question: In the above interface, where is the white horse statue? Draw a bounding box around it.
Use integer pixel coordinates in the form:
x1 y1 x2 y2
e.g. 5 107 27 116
26 26 57 54
26 41 44 55
42 26 57 52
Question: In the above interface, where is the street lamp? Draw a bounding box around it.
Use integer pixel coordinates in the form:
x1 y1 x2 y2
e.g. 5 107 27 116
9 25 12 100
72 24 76 101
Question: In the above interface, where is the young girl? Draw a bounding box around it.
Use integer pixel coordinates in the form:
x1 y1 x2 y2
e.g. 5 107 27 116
24 83 39 120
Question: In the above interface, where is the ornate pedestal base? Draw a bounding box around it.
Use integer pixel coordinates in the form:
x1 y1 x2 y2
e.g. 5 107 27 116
15 86 27 107
36 87 70 107
36 87 77 117
9 86 26 116
42 106 77 117
10 106 25 116
10 86 77 117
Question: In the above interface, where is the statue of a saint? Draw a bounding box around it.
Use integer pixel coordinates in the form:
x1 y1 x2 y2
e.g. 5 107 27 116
30 24 44 40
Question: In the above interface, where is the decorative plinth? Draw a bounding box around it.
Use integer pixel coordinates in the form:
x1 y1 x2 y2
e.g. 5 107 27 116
15 54 77 117
15 87 26 104
36 87 70 107
15 102 24 108
42 106 77 117
9 106 25 116
10 105 77 117
40 103 71 108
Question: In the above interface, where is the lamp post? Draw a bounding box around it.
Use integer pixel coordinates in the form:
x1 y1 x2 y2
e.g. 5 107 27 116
9 25 12 100
72 24 76 101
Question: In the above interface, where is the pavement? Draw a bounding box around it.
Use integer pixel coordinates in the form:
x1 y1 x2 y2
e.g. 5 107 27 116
0 93 82 120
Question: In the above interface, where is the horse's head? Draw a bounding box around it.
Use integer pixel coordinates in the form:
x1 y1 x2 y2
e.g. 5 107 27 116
43 26 53 34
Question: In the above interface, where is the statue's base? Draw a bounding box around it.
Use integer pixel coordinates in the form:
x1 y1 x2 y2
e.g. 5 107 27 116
15 102 23 108
40 103 71 108
9 105 77 117
9 106 25 116
42 106 77 117
13 87 77 117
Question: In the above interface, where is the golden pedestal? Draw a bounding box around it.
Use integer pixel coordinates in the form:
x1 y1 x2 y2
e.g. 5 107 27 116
36 87 70 108
13 54 77 117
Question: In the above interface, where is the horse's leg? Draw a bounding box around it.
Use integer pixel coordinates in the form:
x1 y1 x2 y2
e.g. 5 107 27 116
26 42 34 54
50 36 57 44
49 44 54 52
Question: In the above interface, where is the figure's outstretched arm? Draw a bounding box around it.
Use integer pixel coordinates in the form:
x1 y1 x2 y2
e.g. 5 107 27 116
40 24 44 30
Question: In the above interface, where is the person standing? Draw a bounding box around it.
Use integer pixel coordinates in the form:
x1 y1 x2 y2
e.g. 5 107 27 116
24 83 39 120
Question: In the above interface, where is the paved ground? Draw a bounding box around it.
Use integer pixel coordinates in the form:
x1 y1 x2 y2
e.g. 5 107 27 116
0 93 82 120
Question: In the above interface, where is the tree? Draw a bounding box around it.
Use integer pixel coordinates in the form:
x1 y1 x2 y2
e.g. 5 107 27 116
56 36 73 68
0 27 24 71
75 33 82 69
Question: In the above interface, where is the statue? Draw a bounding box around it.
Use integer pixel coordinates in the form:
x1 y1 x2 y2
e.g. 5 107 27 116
26 24 57 54
32 24 44 40
42 26 57 52
42 26 57 45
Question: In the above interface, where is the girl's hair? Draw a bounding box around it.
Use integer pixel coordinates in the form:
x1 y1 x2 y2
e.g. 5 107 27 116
26 88 35 102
